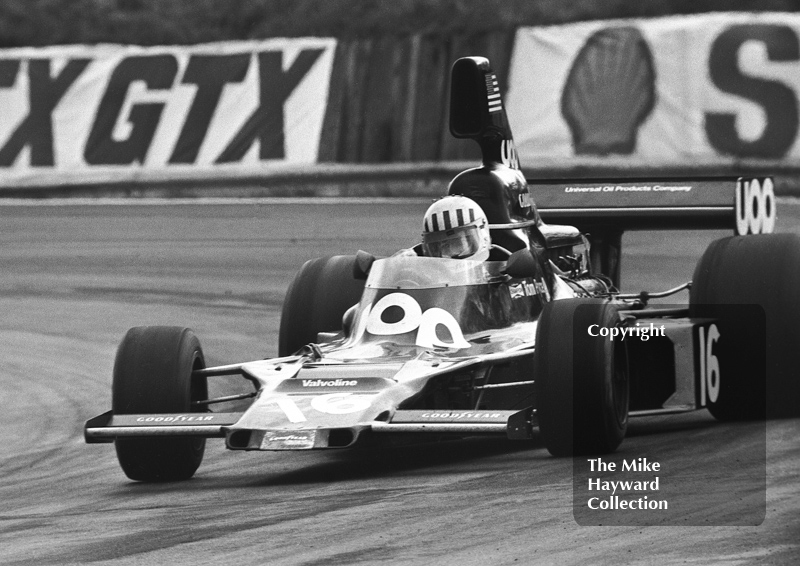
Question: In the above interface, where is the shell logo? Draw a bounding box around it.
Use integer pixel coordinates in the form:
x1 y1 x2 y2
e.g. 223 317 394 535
561 26 656 155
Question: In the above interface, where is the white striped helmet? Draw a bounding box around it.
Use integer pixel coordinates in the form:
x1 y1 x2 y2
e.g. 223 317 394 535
422 195 491 261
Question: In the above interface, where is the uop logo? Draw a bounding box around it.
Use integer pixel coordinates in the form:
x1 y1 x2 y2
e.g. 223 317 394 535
501 139 520 169
735 178 776 235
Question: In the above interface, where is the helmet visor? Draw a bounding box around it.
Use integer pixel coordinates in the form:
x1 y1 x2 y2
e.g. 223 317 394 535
422 225 482 259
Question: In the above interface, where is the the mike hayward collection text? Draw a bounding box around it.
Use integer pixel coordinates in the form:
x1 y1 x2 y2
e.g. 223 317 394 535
586 457 668 510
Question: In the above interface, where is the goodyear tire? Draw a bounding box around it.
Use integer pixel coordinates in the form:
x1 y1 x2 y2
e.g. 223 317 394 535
691 234 800 420
278 255 366 357
534 298 629 456
112 326 208 482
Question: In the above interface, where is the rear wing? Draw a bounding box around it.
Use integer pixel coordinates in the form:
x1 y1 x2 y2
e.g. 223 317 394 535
533 177 776 235
532 176 776 287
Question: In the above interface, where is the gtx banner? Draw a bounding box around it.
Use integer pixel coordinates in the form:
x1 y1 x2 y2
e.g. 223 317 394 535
508 13 800 163
0 38 335 185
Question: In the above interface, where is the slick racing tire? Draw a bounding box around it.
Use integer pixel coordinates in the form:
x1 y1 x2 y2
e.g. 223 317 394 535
534 298 629 457
278 255 366 357
112 326 208 482
691 234 800 420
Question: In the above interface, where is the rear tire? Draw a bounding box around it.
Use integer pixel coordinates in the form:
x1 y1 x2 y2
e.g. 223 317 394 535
691 234 800 419
113 326 208 482
278 255 366 357
534 298 629 456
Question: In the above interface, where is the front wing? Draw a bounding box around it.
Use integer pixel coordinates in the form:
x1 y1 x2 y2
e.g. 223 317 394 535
85 311 729 451
85 408 536 449
85 348 539 450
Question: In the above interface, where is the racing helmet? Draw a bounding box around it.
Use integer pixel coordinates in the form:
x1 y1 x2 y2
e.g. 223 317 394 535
422 195 492 261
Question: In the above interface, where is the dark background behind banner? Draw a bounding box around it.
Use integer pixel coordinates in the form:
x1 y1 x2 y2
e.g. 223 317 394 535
2 1 799 46
318 33 513 164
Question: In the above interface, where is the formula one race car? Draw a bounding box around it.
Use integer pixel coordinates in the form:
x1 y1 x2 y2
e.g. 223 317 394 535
85 57 800 481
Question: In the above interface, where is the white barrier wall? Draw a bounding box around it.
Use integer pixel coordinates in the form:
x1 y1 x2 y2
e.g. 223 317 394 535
507 13 800 164
0 38 335 186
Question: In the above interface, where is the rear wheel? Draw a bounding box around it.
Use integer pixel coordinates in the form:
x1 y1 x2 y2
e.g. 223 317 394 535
534 298 629 456
278 255 366 357
691 234 800 419
113 326 208 482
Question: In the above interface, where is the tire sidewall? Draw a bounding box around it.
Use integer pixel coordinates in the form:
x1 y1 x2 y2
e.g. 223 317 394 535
112 326 207 481
691 234 800 419
535 298 629 456
278 255 366 357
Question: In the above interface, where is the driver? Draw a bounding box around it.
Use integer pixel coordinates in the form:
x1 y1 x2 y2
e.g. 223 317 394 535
419 195 492 261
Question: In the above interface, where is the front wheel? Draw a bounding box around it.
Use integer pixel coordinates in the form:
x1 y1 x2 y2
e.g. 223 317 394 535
534 299 629 456
112 326 208 482
691 234 800 419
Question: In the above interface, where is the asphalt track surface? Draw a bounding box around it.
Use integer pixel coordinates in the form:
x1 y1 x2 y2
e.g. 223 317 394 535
1 198 798 565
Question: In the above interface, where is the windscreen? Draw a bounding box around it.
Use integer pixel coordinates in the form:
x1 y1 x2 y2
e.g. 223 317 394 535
366 256 494 289
333 256 546 358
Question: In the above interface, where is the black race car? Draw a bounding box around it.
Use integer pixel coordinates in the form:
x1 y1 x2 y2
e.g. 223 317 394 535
86 57 799 481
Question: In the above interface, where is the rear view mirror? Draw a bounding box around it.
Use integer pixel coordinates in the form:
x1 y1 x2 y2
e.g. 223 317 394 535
353 250 376 280
450 57 491 139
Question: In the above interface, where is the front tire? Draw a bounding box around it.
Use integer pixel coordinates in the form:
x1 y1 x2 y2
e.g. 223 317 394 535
534 298 629 456
112 326 208 482
691 234 800 419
